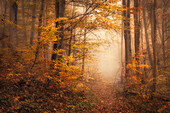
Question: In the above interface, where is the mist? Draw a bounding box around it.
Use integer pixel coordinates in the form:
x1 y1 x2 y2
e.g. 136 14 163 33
87 30 122 82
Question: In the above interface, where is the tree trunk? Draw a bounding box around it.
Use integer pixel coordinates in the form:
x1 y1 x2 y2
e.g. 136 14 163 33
127 0 132 64
142 1 153 67
21 0 27 43
57 0 65 56
9 0 18 47
123 0 131 78
134 0 140 62
123 0 132 93
51 0 59 60
82 29 86 71
50 0 65 78
161 0 167 67
0 0 7 48
30 0 36 45
31 0 45 69
123 0 128 78
121 7 124 84
67 1 76 66
151 0 157 99
68 30 73 57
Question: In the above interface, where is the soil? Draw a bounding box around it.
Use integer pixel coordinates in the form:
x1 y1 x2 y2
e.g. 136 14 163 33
89 81 136 113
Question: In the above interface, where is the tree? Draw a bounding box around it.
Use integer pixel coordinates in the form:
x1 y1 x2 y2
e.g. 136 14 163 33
151 0 157 99
31 0 45 69
51 0 65 61
122 0 132 91
9 0 18 47
21 0 27 42
142 0 153 68
30 0 37 45
134 0 140 69
0 0 7 48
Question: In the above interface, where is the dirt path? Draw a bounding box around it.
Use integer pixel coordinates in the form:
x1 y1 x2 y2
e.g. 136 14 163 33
90 81 136 113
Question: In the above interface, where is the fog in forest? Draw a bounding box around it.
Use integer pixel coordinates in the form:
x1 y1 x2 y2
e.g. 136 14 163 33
87 30 122 82
77 6 122 82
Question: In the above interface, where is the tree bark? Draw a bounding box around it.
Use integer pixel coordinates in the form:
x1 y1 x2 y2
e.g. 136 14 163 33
121 7 124 84
127 0 132 64
9 0 18 47
0 0 7 48
134 0 140 61
82 29 86 71
123 0 128 77
122 0 132 93
21 0 27 43
52 0 59 60
31 0 45 69
142 1 153 67
123 0 131 78
30 0 36 45
151 0 157 99
161 0 167 67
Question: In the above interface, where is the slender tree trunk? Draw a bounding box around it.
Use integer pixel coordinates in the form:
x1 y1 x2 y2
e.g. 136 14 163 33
151 0 157 99
121 8 124 84
73 30 76 63
123 0 131 78
51 0 59 60
67 1 76 66
134 0 140 81
51 0 65 61
68 30 73 57
31 0 45 69
162 0 170 90
30 0 36 45
127 0 132 63
21 0 27 42
142 1 153 67
37 0 44 37
44 0 49 59
134 0 140 62
161 1 166 67
82 29 86 71
82 0 88 71
58 0 65 53
1 0 7 48
140 0 145 84
122 0 128 93
9 0 18 47
123 0 132 93
123 0 128 78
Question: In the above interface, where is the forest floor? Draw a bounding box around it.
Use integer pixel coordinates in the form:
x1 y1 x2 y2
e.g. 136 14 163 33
89 80 137 113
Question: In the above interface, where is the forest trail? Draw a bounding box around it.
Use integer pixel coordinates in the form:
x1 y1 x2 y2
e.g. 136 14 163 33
90 80 136 113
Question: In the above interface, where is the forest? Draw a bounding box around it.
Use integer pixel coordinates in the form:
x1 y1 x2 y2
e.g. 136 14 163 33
0 0 169 112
